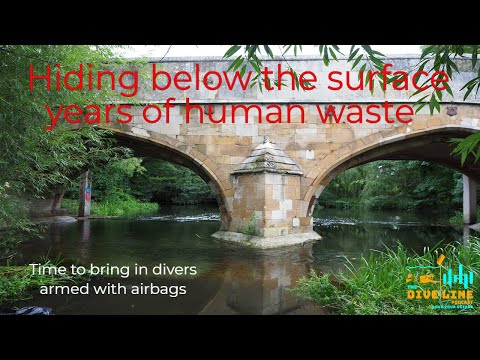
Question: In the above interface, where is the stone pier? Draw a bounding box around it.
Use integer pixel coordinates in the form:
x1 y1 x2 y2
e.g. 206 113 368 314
212 138 320 248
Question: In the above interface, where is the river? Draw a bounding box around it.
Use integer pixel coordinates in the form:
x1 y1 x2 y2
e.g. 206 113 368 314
15 205 466 315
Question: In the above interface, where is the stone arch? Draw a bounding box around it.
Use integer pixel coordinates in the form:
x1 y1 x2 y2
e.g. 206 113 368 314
99 125 232 229
304 124 480 218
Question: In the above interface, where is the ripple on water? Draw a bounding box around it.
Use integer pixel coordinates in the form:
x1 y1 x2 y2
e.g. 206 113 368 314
137 213 221 222
313 218 441 227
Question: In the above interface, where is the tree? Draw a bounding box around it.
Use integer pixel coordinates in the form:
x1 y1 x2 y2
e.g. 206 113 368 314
223 45 480 162
318 160 462 211
130 159 215 205
0 45 139 256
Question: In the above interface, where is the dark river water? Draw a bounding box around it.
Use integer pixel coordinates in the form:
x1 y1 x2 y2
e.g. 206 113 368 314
14 205 467 315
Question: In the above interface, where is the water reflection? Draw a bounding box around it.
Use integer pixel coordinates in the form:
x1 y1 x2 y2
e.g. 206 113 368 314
311 208 463 273
24 239 321 315
14 206 465 315
200 245 318 315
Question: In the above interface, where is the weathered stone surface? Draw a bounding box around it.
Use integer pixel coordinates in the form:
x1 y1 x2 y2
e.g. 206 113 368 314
33 216 78 224
211 231 321 249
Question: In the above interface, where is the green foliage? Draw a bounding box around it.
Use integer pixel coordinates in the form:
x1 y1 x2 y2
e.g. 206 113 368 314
0 45 135 256
240 212 258 236
318 160 463 211
0 258 90 306
292 272 342 307
62 156 214 215
65 157 146 203
451 132 480 165
62 194 158 217
130 158 215 205
223 45 387 93
0 186 39 256
449 208 480 225
291 239 480 315
419 45 480 102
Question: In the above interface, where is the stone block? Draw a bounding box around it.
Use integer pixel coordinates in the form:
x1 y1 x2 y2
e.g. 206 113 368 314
263 227 290 237
203 158 219 171
230 156 246 165
271 184 283 200
348 139 366 152
280 199 293 210
305 150 315 159
132 115 144 125
331 127 354 143
427 117 442 128
213 136 237 145
284 175 301 187
362 132 383 145
220 124 236 136
299 217 312 226
305 166 321 180
131 127 150 137
271 210 285 220
265 173 283 185
292 217 300 227
336 145 351 158
264 219 289 228
190 147 207 162
235 124 259 137
295 128 317 135
284 185 301 200
168 115 184 124
265 198 280 209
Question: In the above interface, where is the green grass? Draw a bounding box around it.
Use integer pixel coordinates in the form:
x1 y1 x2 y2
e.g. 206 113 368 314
290 239 480 315
0 257 90 307
240 212 258 236
62 195 159 217
449 209 480 225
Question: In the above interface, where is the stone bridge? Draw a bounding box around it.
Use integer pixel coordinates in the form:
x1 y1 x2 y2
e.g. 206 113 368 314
99 56 480 247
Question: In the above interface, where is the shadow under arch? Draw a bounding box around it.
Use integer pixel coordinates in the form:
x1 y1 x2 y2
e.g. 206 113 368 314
305 126 480 217
102 127 231 229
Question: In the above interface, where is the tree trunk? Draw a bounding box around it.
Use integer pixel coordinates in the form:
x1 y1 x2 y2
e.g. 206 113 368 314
51 188 65 215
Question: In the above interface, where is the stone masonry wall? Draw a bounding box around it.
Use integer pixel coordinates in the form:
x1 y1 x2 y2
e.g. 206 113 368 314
101 56 480 236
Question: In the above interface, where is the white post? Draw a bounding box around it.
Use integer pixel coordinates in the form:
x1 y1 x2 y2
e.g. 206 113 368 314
463 175 477 224
78 170 92 217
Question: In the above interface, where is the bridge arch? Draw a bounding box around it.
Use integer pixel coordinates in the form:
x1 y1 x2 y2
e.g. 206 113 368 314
101 125 232 229
304 124 480 218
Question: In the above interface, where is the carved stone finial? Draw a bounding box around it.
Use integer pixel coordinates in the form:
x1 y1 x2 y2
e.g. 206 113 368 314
232 137 303 175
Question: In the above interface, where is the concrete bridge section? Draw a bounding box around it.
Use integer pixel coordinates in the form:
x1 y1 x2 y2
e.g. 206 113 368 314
97 56 480 247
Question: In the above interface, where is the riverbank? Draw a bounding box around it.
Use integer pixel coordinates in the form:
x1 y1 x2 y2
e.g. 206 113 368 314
449 209 480 225
0 260 90 308
62 196 158 217
4 206 469 314
290 238 480 315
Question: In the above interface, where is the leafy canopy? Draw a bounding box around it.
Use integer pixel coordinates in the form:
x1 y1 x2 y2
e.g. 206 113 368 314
0 45 139 255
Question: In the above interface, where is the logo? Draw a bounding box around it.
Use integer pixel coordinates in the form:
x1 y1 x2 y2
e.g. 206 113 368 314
406 254 475 310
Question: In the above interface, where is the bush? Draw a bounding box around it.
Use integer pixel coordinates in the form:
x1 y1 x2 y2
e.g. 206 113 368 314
290 239 480 315
449 209 480 225
62 194 158 217
131 159 215 205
